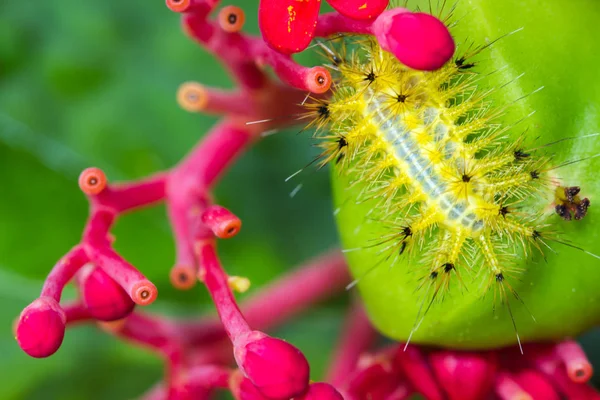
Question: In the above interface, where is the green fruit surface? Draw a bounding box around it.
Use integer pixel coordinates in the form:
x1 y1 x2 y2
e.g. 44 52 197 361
333 0 600 348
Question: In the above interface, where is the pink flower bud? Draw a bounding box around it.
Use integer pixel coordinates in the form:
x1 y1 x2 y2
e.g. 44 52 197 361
235 333 310 399
81 266 135 321
298 382 343 400
234 377 270 400
372 10 455 71
429 350 497 400
259 0 322 54
347 361 399 399
16 297 66 358
326 0 388 20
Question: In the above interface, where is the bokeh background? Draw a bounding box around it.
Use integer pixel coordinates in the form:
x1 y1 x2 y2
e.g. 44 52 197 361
1 0 599 399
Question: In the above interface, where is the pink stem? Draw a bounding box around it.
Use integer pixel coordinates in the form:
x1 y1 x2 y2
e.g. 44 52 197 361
327 303 377 386
197 88 254 116
180 250 350 346
242 250 350 329
115 312 178 352
63 302 93 325
554 340 593 383
395 346 444 400
186 365 232 389
84 245 156 305
40 245 89 301
315 12 374 37
534 352 600 399
82 209 116 245
182 12 326 92
197 241 250 340
170 120 253 190
182 12 268 90
93 173 167 213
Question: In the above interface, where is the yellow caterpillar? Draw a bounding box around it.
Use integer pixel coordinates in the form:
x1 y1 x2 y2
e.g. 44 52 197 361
304 34 597 349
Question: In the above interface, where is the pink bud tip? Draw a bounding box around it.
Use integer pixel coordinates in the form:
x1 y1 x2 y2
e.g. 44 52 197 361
305 67 332 94
170 264 198 290
202 205 242 239
567 361 593 383
78 167 107 196
237 335 310 399
259 0 321 55
298 382 343 400
373 11 455 71
554 340 594 383
16 297 66 358
131 280 158 306
429 350 497 400
165 0 192 13
326 0 388 20
218 5 246 33
81 267 135 321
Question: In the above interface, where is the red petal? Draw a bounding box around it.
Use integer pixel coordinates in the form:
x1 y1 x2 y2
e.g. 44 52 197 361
326 0 388 20
259 0 321 54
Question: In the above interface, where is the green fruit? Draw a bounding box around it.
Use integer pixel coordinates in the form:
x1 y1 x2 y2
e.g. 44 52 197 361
332 0 600 349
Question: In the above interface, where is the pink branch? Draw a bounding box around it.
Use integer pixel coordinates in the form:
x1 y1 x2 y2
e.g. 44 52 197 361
97 173 167 213
40 245 89 301
84 245 157 305
197 240 250 340
327 303 377 386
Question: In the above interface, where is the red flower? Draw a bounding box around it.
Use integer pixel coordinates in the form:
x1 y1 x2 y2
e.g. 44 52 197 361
259 0 389 54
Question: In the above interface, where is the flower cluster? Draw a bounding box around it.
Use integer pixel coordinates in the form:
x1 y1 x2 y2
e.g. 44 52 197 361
13 0 598 399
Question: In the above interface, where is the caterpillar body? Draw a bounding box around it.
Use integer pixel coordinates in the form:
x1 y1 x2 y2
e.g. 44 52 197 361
305 29 600 349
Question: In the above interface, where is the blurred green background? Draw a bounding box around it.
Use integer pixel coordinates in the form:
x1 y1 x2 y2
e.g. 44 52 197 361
0 0 599 399
0 1 345 398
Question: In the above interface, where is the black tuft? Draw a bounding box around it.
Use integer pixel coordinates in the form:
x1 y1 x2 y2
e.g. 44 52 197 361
402 226 413 239
443 263 454 273
495 273 504 282
499 206 510 218
532 230 542 239
530 170 540 180
514 149 530 161
336 136 347 149
399 241 407 255
397 94 408 103
430 271 438 279
455 56 476 70
461 174 471 183
318 104 330 119
364 71 376 82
